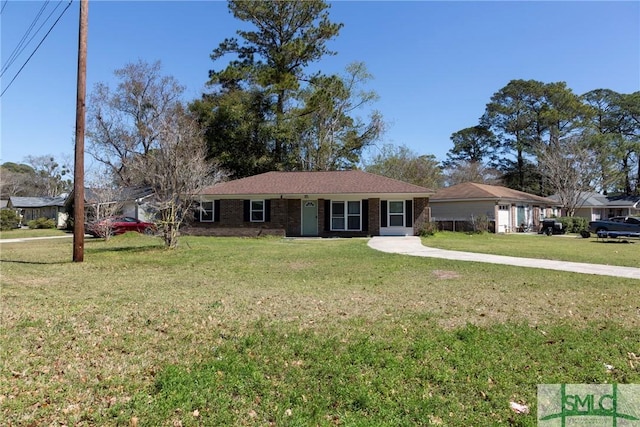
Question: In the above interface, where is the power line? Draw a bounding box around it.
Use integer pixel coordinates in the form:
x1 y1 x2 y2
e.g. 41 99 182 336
2 1 65 77
0 0 73 98
1 0 9 15
1 1 50 76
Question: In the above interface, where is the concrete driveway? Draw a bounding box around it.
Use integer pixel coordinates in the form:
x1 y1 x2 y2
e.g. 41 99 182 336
368 236 640 280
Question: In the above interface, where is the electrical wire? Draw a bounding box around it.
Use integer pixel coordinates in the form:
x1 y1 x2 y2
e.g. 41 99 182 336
1 1 50 76
0 0 73 98
2 2 66 78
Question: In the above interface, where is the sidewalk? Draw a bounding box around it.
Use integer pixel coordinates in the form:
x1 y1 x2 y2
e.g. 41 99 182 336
0 235 74 244
367 236 640 280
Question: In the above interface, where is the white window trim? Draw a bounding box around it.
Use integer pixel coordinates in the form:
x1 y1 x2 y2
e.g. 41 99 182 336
387 200 405 227
250 199 265 223
200 200 214 222
330 200 362 231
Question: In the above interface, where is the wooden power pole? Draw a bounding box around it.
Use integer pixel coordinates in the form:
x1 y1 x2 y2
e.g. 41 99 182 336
73 0 88 262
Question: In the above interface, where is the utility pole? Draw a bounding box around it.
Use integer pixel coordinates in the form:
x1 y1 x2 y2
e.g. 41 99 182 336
73 0 88 262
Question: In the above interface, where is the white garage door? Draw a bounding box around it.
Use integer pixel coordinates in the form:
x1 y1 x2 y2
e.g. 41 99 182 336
497 205 510 233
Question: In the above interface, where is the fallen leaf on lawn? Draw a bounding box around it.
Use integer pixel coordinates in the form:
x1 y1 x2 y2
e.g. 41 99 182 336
428 414 443 425
510 401 529 414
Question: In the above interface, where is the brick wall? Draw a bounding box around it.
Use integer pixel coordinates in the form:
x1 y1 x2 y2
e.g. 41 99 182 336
185 199 288 236
369 198 380 236
220 200 243 226
185 196 430 237
413 197 430 234
286 199 301 236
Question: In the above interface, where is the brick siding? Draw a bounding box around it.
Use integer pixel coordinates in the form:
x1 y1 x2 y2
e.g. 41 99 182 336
185 197 431 237
413 197 431 234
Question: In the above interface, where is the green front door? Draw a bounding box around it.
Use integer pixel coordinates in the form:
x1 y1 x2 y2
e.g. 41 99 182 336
302 200 318 236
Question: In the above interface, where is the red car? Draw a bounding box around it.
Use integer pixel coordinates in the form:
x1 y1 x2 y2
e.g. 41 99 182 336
86 216 156 237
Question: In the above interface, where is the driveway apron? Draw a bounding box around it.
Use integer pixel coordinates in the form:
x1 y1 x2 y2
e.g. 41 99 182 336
368 236 640 280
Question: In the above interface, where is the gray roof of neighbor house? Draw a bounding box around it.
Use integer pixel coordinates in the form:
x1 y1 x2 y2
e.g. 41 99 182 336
8 196 66 208
85 186 153 203
548 192 640 208
65 186 154 207
199 171 434 198
431 182 558 205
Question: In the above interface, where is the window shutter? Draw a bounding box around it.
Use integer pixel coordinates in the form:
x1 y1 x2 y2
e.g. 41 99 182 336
362 199 369 231
194 201 202 222
265 200 271 222
405 200 413 228
214 200 220 222
243 200 250 222
380 200 388 227
324 200 331 231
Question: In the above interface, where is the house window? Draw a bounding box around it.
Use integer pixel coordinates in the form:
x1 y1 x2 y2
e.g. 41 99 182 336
200 201 214 222
331 201 361 231
251 200 265 222
388 201 405 227
347 201 361 230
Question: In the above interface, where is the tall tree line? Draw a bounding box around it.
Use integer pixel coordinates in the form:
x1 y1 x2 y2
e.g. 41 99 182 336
190 0 383 178
444 79 640 200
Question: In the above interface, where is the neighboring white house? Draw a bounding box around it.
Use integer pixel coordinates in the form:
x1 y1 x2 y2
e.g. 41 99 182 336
7 196 68 228
65 186 155 223
430 182 560 233
548 192 640 221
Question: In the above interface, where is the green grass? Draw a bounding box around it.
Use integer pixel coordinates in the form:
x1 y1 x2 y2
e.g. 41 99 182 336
136 322 637 426
1 234 639 426
422 231 640 267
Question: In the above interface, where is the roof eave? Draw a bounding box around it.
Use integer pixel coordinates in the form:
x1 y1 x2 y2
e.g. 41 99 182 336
431 196 560 205
200 192 434 200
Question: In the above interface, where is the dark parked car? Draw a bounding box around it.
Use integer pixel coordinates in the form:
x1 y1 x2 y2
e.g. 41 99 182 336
539 219 565 235
588 216 640 234
86 216 156 237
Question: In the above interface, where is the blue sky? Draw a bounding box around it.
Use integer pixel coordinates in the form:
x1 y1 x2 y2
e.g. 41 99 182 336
1 1 639 170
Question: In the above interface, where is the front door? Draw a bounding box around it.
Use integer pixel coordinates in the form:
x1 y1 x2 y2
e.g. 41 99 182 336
302 200 318 236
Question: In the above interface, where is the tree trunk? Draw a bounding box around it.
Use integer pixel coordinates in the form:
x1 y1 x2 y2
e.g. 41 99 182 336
275 91 285 167
517 149 525 191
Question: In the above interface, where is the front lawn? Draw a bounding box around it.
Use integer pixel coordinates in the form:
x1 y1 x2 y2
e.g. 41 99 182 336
1 234 638 426
422 231 640 267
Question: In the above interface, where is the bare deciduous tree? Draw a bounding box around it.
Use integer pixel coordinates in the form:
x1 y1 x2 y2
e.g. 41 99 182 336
24 155 72 196
84 170 125 241
0 168 30 197
536 134 601 216
126 106 226 248
86 60 185 185
364 143 444 189
443 160 503 187
87 60 225 248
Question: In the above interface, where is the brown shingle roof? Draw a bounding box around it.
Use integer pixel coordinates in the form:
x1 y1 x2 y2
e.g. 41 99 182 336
432 182 557 204
200 171 434 197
